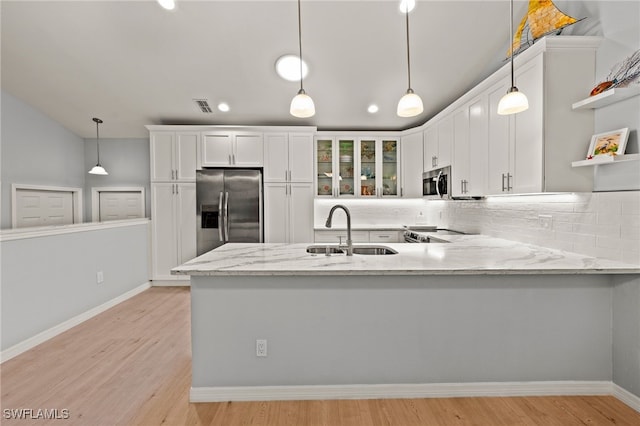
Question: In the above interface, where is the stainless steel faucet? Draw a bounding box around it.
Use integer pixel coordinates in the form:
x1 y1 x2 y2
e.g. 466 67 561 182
325 204 353 256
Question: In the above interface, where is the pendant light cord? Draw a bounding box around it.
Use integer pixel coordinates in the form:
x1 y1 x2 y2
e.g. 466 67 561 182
93 117 103 165
297 0 304 92
509 0 514 88
405 3 412 90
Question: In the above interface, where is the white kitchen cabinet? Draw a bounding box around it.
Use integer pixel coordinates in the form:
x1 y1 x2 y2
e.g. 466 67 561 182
264 182 313 243
423 117 452 172
264 132 314 183
315 137 357 197
314 229 402 243
201 131 263 167
400 131 423 197
150 132 198 182
452 95 488 197
358 137 400 198
151 182 196 281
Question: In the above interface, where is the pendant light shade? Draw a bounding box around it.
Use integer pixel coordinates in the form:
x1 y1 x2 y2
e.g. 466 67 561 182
397 89 424 118
290 0 315 118
498 0 529 116
88 117 108 175
290 89 316 118
397 2 423 118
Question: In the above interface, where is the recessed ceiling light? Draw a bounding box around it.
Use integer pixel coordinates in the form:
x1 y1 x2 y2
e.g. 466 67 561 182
399 0 416 13
157 0 176 11
218 102 230 112
367 104 379 114
276 55 309 82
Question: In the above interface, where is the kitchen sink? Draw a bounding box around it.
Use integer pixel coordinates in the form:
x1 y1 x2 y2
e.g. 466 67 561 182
306 244 398 255
306 245 344 254
352 245 398 255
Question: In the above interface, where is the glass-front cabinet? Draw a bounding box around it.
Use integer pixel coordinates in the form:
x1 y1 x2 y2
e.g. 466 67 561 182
315 135 399 198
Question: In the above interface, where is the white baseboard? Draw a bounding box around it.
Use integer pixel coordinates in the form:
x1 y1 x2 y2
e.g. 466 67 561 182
151 279 190 287
190 380 613 403
613 383 640 413
0 282 151 363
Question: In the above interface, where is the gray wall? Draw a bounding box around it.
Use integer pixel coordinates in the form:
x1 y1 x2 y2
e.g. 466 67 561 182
191 274 612 388
0 91 85 229
0 222 149 351
613 275 640 398
84 138 150 221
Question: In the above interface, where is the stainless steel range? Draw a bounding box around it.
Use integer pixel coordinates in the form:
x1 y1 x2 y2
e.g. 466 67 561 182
403 226 465 243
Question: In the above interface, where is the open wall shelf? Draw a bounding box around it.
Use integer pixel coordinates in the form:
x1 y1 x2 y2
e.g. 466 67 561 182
572 86 640 110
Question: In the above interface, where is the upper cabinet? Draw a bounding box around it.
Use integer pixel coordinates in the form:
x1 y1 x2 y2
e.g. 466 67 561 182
150 131 198 182
423 116 452 172
315 134 400 198
264 132 314 183
400 131 423 198
201 131 263 167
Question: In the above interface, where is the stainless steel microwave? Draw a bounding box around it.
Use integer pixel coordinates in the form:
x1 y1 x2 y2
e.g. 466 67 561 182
423 166 451 199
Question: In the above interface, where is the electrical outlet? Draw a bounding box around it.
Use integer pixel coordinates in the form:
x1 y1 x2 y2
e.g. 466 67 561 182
96 271 104 284
538 215 552 230
256 339 267 357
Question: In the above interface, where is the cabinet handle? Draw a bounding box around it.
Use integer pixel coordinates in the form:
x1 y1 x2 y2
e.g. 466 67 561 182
464 180 468 194
401 187 404 197
176 184 179 194
228 154 232 165
288 170 291 181
232 154 236 165
461 180 464 194
285 171 288 181
501 173 506 192
507 173 513 191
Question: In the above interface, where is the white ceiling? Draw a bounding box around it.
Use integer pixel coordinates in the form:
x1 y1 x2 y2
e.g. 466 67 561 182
2 0 545 138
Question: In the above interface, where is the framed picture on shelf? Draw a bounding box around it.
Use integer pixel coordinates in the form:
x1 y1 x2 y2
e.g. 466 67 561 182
586 128 629 159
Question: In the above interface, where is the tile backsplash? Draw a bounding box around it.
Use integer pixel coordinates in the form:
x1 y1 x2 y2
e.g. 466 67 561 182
314 191 640 265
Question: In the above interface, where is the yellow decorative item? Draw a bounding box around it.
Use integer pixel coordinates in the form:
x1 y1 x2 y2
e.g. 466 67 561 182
508 0 582 57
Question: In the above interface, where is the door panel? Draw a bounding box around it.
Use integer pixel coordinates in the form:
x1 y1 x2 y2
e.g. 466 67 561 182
151 184 177 279
176 133 198 181
289 182 313 243
99 191 143 221
196 170 224 255
264 133 288 182
150 132 175 181
15 189 73 228
288 133 314 182
177 183 197 264
264 183 288 243
234 133 263 166
224 169 262 243
202 133 232 166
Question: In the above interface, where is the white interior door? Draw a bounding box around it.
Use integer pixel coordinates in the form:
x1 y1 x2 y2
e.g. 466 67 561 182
15 189 74 228
99 191 144 221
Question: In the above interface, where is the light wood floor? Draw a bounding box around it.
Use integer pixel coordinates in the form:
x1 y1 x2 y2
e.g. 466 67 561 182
2 286 639 426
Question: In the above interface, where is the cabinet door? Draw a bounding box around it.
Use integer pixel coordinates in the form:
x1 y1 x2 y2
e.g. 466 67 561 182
513 55 544 193
150 132 175 182
176 133 198 181
234 133 263 166
288 133 314 182
359 138 377 197
202 132 233 166
264 183 288 243
289 182 314 243
176 183 197 264
337 138 356 196
151 183 177 280
400 132 423 197
315 138 334 196
452 108 470 197
423 126 438 171
467 96 489 196
437 115 453 168
380 139 399 197
487 80 512 194
264 133 289 182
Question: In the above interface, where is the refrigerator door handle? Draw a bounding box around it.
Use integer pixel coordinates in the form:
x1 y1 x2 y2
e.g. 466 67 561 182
224 191 229 242
218 192 224 242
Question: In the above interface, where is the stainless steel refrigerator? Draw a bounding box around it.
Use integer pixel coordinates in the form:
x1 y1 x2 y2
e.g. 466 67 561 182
196 169 263 255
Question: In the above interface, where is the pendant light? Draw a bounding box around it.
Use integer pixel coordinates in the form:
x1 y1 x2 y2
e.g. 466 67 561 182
88 117 108 175
497 0 529 115
397 1 423 118
290 0 315 118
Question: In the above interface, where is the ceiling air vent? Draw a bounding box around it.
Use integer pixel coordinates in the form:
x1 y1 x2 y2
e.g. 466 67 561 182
193 99 213 113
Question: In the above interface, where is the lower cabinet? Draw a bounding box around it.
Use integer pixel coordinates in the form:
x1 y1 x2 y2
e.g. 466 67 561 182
314 229 402 243
151 183 196 281
264 182 314 243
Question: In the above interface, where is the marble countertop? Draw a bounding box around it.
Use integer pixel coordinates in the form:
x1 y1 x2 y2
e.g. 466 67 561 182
172 234 640 276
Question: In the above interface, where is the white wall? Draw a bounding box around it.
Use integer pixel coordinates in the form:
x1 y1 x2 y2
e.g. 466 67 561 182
0 91 85 229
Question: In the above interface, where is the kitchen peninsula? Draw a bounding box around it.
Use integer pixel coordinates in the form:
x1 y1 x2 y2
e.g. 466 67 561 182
173 236 640 404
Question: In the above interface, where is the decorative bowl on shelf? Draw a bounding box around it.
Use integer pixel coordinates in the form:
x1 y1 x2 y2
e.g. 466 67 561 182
318 184 332 195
